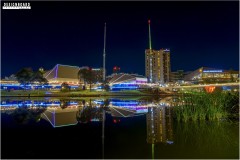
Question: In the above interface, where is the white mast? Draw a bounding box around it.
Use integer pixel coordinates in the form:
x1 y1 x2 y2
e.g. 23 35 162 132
103 22 106 82
148 19 153 83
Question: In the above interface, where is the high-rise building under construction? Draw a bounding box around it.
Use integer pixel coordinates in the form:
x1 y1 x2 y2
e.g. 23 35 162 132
145 20 171 84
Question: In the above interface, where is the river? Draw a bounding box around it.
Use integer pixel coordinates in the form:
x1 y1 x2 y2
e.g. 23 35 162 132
1 97 239 159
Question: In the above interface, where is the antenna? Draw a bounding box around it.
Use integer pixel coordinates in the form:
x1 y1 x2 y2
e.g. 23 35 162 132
148 19 152 50
148 19 153 83
103 22 106 82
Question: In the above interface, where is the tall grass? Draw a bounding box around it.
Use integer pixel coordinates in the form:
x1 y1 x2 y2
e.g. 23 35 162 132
173 91 239 122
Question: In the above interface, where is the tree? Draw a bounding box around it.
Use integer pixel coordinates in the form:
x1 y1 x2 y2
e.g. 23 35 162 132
61 82 70 91
101 83 110 91
15 68 34 85
11 106 46 124
229 68 235 82
15 68 48 86
60 100 70 109
76 99 102 123
78 68 88 89
31 70 48 84
78 68 97 91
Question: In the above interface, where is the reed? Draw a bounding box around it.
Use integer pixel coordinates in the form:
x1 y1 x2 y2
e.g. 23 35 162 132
173 91 238 122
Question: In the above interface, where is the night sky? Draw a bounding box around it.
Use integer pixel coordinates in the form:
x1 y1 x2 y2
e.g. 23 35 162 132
2 1 239 77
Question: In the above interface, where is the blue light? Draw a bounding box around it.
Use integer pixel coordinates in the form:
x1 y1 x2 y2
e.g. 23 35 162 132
111 83 139 91
203 70 222 73
55 64 59 78
167 141 174 144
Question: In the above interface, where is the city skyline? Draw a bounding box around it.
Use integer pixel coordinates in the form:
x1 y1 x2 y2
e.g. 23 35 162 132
2 1 239 77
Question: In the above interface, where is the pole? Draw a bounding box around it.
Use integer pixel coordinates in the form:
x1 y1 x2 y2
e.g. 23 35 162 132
102 109 105 159
148 19 152 50
148 20 153 83
103 23 106 82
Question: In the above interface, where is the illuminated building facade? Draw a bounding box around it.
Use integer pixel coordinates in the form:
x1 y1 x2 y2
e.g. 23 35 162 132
108 73 147 91
44 64 80 84
43 64 104 85
92 68 103 83
170 70 191 83
184 67 239 83
146 106 173 144
145 49 171 84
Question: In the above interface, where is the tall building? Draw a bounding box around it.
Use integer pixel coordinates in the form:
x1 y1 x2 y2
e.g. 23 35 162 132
145 49 171 84
145 20 171 84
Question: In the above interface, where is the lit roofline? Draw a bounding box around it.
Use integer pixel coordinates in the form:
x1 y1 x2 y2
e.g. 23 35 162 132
55 64 59 78
42 113 78 128
110 77 136 85
109 74 125 84
56 64 80 68
45 65 58 78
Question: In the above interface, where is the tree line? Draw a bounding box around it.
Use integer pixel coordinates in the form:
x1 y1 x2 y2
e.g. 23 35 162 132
15 68 48 85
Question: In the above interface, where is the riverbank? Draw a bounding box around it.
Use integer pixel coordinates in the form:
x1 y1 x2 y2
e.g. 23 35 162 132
1 90 176 97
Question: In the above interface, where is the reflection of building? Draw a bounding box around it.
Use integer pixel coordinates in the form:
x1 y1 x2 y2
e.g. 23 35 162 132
44 64 80 84
42 107 79 127
146 106 173 144
93 99 148 117
145 49 171 84
108 73 147 91
184 67 239 83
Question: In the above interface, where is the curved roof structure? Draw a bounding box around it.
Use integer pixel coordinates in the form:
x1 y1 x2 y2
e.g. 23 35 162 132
42 107 79 128
184 67 239 81
108 73 147 85
44 64 80 83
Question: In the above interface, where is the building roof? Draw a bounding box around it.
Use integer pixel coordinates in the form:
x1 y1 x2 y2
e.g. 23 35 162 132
44 64 80 82
108 73 146 84
184 67 239 81
42 108 78 127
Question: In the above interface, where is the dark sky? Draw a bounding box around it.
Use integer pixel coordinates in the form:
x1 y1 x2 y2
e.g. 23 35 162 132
1 1 239 77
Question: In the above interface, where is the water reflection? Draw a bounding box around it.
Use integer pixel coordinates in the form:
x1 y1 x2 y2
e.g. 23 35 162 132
146 106 173 144
1 97 238 159
76 100 103 123
42 106 79 127
1 97 174 135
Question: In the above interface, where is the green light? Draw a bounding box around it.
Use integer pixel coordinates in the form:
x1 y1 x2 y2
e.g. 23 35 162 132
148 20 152 50
152 144 154 159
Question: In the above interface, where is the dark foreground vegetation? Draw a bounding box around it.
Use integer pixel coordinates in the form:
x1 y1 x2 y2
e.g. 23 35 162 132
173 91 239 122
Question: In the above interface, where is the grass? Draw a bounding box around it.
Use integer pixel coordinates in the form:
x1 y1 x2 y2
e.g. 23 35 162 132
1 90 47 96
173 91 239 122
1 89 147 97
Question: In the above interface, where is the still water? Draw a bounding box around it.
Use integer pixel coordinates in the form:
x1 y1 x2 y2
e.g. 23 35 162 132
1 97 239 159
